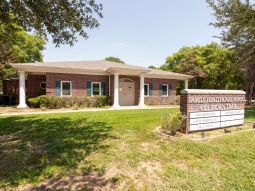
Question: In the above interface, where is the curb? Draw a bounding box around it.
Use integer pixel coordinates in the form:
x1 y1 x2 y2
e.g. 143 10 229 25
156 124 255 141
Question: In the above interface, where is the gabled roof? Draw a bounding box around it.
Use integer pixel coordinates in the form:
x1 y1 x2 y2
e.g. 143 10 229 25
12 60 193 80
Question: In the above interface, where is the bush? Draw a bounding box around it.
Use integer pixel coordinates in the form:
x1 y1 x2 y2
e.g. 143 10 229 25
161 112 185 136
28 95 110 109
28 96 41 108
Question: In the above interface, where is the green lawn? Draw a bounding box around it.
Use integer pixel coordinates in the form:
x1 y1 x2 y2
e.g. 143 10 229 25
245 106 255 122
0 108 255 190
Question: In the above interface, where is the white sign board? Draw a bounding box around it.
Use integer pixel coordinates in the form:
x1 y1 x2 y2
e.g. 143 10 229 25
189 109 244 131
180 89 246 133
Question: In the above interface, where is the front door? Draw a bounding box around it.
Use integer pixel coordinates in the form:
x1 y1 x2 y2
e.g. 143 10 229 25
119 79 135 106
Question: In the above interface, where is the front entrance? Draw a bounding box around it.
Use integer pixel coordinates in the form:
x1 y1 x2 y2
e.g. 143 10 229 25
119 78 135 106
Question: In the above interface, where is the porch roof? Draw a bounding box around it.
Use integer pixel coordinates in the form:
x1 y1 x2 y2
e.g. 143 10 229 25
12 60 193 80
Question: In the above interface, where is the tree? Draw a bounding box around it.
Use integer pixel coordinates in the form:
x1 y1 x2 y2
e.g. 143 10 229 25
105 57 125 64
207 0 255 103
0 21 45 80
148 65 158 69
0 0 103 46
161 43 243 93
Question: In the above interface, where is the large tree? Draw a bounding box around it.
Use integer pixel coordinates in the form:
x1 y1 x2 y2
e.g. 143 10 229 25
161 43 243 93
0 21 44 80
105 57 125 64
0 0 103 46
207 0 255 103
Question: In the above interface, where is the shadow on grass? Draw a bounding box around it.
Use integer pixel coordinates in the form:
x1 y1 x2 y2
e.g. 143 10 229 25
245 107 255 121
0 115 113 188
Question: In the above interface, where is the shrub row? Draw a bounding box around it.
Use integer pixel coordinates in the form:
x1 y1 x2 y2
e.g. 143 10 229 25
28 95 110 109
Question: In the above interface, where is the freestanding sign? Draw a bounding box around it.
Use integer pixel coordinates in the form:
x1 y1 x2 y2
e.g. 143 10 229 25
180 89 246 133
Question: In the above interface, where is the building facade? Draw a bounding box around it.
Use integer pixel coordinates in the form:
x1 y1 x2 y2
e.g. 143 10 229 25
9 60 193 108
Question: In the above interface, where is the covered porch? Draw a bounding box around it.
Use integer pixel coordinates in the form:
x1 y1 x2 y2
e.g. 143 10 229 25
11 60 193 109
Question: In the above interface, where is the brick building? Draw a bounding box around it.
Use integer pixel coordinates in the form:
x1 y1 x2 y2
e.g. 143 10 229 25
8 60 193 108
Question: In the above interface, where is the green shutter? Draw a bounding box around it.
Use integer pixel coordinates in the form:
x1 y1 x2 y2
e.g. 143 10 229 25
101 82 106 95
87 81 92 96
149 83 153 96
159 84 163 96
168 84 173 96
56 81 61 96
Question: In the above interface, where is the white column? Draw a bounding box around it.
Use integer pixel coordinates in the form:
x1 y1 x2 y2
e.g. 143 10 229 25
139 74 145 107
185 80 189 89
113 72 120 109
17 71 27 108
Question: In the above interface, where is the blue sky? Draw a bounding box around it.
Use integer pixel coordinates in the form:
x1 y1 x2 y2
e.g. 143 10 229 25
43 0 220 67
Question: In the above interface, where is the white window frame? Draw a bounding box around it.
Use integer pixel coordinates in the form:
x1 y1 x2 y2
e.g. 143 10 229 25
144 84 150 96
61 81 72 97
92 82 102 96
161 84 168 97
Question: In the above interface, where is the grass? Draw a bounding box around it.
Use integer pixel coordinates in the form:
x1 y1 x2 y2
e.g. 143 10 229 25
0 107 254 190
245 106 255 122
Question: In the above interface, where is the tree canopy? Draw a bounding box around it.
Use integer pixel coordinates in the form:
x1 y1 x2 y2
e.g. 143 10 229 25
105 57 125 64
148 65 158 69
0 22 45 79
207 0 255 103
0 0 103 46
161 43 243 93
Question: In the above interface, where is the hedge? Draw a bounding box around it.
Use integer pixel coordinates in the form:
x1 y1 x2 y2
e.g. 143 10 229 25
28 95 110 109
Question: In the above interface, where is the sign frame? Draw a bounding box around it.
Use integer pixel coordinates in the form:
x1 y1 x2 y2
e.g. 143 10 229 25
180 89 246 134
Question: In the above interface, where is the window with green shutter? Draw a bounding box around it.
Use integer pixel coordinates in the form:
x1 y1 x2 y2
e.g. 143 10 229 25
87 81 92 96
56 81 61 96
149 83 153 96
168 84 173 96
159 84 163 96
160 84 168 96
101 82 106 95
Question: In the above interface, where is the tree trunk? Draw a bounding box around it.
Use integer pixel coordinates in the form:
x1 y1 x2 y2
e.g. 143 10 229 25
246 80 254 105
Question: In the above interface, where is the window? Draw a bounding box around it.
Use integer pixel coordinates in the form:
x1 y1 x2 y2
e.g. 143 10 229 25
40 82 46 89
92 82 101 96
162 84 168 96
61 81 71 96
144 84 149 96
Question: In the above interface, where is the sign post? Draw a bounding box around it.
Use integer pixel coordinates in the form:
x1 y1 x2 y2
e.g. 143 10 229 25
180 89 246 134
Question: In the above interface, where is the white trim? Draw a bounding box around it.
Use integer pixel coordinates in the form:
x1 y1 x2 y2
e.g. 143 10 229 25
139 74 145 107
161 84 168 97
92 82 102 96
113 72 120 108
119 78 134 83
181 89 246 95
17 71 28 108
144 84 150 96
185 80 189 89
61 81 72 97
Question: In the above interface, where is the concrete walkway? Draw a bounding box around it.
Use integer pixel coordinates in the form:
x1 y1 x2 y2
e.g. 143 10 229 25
0 105 179 117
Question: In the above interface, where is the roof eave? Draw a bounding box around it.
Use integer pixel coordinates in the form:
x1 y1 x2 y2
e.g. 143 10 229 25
12 64 107 75
106 67 150 75
146 74 194 80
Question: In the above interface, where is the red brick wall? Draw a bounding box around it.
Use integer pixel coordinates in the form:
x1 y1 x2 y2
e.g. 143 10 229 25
3 79 19 97
27 74 46 98
145 78 177 96
3 73 178 105
46 73 109 96
3 74 46 98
